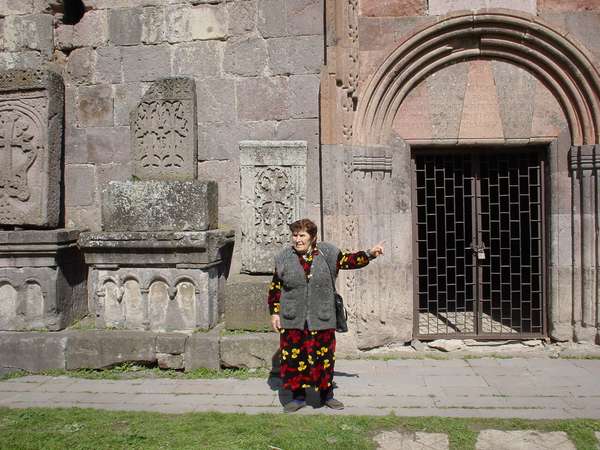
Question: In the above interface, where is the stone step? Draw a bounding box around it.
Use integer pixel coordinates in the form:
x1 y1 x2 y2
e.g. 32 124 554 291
374 431 449 449
0 329 279 372
476 430 576 450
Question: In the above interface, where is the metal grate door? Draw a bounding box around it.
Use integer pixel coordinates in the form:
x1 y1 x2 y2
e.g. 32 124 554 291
413 150 545 339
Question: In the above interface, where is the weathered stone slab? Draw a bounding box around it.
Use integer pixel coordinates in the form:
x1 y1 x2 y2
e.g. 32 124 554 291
0 332 66 371
458 60 504 140
220 333 279 369
157 353 184 369
0 69 63 227
0 229 87 331
224 275 271 331
428 0 537 15
66 330 157 370
492 61 536 139
476 430 576 450
156 333 188 354
360 0 426 17
131 78 197 181
185 330 220 370
539 0 600 11
101 181 217 232
239 141 307 274
374 431 449 450
79 229 234 266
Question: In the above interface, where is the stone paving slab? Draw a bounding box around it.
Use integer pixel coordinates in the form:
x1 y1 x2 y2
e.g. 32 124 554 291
1 358 600 418
374 431 449 450
476 430 576 450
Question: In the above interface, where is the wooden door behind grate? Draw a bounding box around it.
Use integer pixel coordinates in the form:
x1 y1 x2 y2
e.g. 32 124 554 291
413 150 546 339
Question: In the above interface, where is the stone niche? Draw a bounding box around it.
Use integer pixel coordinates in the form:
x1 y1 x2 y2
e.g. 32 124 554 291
81 77 234 333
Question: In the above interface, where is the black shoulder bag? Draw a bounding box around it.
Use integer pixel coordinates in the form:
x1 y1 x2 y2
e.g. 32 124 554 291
320 248 348 333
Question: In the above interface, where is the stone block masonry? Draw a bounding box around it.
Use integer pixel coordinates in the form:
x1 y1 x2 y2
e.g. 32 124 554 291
33 0 324 242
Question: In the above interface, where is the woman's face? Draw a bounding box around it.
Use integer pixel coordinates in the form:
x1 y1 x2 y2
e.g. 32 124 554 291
292 230 314 254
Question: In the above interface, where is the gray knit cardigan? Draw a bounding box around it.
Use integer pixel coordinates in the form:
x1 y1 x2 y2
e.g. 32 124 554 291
274 242 340 330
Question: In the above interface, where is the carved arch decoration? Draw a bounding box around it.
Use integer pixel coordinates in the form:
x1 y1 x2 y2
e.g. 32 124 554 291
354 11 600 146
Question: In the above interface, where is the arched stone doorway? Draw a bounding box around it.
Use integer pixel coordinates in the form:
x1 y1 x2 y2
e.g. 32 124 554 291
322 9 600 348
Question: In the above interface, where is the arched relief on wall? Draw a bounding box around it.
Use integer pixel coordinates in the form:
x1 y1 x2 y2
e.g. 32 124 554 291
95 271 200 332
0 277 46 330
354 12 600 147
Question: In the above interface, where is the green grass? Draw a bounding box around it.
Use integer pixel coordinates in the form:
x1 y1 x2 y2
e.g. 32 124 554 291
0 408 598 450
0 364 271 382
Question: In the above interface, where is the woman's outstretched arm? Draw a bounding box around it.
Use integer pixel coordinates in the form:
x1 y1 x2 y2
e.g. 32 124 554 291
336 241 384 271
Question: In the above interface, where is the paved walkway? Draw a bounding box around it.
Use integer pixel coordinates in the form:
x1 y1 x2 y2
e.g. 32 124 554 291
1 358 600 418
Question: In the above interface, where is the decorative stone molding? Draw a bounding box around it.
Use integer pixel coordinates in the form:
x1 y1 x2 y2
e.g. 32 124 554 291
131 78 197 181
336 0 359 143
0 69 63 227
239 141 307 274
355 12 600 146
569 145 600 172
352 155 393 178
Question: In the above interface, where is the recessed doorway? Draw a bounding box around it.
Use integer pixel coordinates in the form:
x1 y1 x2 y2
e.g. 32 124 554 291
412 148 546 339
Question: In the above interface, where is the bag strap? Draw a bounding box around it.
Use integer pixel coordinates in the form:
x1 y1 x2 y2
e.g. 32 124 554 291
318 245 338 294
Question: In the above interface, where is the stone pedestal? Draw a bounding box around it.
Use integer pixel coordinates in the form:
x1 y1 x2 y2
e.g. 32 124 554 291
0 229 86 331
80 230 234 332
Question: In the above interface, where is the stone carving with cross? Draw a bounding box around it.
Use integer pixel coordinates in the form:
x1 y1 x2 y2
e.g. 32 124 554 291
0 108 40 223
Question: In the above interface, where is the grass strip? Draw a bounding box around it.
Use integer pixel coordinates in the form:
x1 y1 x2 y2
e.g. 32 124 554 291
0 364 271 382
0 408 599 450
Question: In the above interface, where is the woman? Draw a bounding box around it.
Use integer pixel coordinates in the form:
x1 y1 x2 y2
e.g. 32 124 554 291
268 218 384 412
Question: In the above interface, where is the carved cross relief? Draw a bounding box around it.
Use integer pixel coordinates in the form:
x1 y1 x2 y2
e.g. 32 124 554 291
254 167 294 247
133 100 189 170
0 102 42 223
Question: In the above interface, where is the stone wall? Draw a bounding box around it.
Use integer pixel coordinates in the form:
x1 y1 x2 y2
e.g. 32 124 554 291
0 0 323 276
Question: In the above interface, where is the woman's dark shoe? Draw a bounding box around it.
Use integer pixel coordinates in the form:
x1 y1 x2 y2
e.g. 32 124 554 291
284 399 306 413
323 398 344 410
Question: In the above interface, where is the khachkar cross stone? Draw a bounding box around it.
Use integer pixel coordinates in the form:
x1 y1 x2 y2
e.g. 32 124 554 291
0 69 63 227
240 141 307 273
131 78 197 181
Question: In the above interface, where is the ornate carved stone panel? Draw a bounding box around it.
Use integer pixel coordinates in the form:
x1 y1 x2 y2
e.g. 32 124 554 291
131 78 197 181
0 69 63 227
240 141 307 273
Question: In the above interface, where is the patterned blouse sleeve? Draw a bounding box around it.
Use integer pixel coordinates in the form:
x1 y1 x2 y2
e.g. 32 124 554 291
336 250 371 271
267 270 282 315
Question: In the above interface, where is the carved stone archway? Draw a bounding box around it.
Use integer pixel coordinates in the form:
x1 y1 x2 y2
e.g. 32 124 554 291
344 11 600 343
354 11 600 147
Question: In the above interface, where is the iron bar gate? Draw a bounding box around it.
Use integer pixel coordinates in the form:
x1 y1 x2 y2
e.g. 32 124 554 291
412 149 546 339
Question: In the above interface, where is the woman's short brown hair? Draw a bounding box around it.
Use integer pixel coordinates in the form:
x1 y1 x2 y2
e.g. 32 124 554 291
289 218 318 239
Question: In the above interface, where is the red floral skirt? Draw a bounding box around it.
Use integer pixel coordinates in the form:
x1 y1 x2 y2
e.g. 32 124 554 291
279 328 336 391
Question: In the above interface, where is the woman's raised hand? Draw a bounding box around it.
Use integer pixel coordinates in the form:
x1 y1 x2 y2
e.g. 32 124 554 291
369 241 385 258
